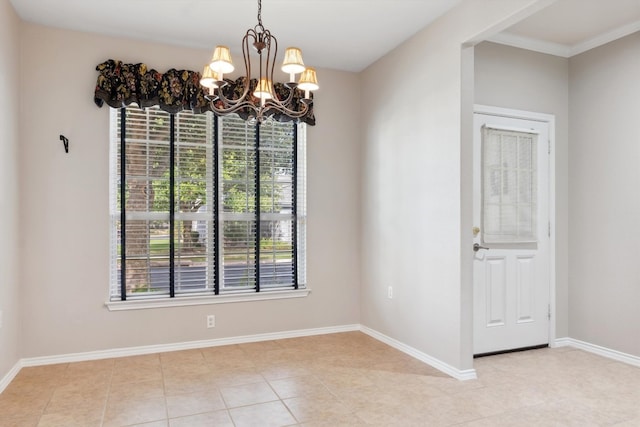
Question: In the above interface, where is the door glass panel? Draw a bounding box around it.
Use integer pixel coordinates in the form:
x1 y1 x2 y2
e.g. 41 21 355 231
482 127 537 244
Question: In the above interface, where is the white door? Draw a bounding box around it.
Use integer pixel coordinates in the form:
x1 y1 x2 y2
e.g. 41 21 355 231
473 109 551 355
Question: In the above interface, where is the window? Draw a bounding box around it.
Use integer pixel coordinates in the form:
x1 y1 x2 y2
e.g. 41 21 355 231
481 126 537 244
109 106 306 303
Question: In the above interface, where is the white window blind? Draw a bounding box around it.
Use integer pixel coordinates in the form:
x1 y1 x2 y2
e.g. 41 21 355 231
219 115 304 292
110 107 215 299
295 124 307 287
220 116 258 291
110 107 305 301
482 126 538 244
174 112 216 294
258 119 296 289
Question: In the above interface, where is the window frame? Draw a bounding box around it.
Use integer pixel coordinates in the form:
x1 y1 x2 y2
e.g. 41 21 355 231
106 107 309 311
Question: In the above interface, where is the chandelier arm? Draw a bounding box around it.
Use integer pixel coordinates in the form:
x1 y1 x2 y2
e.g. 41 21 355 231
244 29 254 87
262 30 297 109
273 84 296 106
261 100 310 119
212 95 310 121
214 90 242 108
211 100 260 117
214 82 248 107
211 30 256 110
265 29 276 97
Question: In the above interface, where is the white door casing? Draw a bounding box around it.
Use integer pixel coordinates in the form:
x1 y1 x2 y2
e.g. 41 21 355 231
473 106 554 355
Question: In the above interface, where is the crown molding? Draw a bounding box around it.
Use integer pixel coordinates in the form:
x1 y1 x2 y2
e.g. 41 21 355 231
488 20 640 58
487 32 571 57
570 19 640 57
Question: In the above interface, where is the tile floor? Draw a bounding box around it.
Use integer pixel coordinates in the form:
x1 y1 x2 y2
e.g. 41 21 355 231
0 332 639 426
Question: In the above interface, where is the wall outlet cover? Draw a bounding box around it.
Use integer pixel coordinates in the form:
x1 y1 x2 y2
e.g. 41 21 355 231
206 315 215 328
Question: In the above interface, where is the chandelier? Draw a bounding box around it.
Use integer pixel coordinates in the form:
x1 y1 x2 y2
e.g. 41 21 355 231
200 0 319 122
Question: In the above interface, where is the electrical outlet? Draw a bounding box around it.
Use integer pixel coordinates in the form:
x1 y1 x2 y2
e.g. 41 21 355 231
206 314 215 328
387 286 393 299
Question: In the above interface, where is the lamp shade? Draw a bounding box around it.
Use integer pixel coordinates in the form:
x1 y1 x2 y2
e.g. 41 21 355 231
281 47 306 75
199 66 219 89
253 78 273 100
297 67 319 92
209 46 235 74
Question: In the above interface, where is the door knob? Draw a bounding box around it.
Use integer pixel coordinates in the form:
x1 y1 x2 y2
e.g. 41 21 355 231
473 243 489 252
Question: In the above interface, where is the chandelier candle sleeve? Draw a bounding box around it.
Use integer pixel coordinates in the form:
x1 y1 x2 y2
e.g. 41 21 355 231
298 67 319 99
200 66 219 95
253 77 274 104
200 0 319 122
209 46 234 80
282 47 306 83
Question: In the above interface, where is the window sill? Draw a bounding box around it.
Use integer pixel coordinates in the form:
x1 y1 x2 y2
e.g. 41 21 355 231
105 288 311 311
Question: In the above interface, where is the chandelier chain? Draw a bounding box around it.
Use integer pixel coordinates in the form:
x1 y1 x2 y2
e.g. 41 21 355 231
256 0 263 30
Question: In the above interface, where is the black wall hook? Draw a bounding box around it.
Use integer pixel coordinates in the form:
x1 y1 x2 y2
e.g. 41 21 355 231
59 135 69 153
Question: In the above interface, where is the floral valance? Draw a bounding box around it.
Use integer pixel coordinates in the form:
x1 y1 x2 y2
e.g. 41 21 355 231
93 59 315 125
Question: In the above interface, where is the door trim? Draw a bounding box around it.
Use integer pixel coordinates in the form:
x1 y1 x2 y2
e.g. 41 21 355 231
473 104 557 350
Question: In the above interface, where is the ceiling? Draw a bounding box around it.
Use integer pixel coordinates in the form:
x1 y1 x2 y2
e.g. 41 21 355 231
9 0 640 72
9 0 461 72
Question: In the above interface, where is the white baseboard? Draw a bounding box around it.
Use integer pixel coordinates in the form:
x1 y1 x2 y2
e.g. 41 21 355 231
17 324 476 382
0 361 22 394
20 324 361 367
5 323 480 391
359 326 477 381
553 337 573 348
10 329 638 393
554 337 640 368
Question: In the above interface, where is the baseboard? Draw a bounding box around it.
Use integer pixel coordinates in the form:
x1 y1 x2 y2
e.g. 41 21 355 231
359 326 477 381
16 329 638 388
553 337 573 348
12 323 478 388
20 324 360 367
554 337 640 368
0 361 22 394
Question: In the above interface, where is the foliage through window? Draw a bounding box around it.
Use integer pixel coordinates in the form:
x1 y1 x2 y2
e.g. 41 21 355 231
110 106 306 301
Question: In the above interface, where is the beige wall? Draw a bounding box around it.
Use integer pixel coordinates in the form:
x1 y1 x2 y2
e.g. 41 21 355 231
18 24 361 358
0 0 21 381
473 41 570 338
359 0 552 371
568 32 640 357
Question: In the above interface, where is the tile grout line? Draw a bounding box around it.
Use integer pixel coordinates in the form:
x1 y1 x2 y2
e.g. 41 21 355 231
101 360 116 427
161 352 170 426
265 372 300 425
